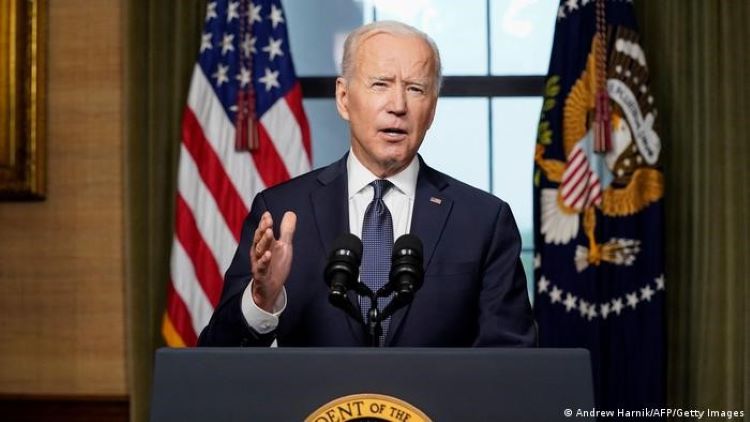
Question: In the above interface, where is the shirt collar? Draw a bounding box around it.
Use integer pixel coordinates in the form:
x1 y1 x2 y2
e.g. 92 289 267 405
347 150 419 199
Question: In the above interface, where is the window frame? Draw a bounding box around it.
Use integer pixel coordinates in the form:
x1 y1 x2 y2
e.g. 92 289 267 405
300 76 544 98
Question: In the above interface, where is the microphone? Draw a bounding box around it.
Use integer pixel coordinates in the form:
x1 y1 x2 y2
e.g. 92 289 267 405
379 234 424 319
324 233 364 322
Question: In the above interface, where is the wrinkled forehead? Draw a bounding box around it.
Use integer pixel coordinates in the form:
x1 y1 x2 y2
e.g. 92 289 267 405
354 32 436 78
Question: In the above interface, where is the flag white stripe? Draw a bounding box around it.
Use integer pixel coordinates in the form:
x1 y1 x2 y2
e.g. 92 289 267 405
585 174 602 207
572 181 591 210
178 143 239 274
562 158 589 196
260 98 311 177
187 65 266 209
565 148 585 173
170 239 214 336
563 169 589 207
561 161 589 197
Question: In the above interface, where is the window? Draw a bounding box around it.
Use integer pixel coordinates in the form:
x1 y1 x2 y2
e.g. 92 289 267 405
285 0 558 301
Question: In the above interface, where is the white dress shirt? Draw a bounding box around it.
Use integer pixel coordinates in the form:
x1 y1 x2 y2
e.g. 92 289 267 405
240 151 420 334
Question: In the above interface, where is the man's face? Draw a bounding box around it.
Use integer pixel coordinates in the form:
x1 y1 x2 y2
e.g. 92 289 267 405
336 32 438 177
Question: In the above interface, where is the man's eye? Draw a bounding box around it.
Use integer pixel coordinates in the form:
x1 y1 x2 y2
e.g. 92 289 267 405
408 86 425 94
372 81 387 88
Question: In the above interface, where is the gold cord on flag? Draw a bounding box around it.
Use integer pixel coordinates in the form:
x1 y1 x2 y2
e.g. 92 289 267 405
593 0 611 153
235 0 260 151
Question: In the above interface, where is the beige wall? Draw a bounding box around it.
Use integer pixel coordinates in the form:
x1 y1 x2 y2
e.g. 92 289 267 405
0 0 126 396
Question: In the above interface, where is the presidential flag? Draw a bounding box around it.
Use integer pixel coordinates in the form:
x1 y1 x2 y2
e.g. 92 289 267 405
163 0 311 346
533 0 665 411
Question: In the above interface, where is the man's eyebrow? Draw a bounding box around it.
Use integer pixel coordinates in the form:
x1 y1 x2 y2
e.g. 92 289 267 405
368 75 395 82
404 79 429 86
366 75 430 86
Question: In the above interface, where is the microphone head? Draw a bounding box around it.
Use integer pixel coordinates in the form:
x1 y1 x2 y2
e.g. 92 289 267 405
392 234 423 260
325 233 366 324
329 233 363 262
379 234 425 319
389 234 424 294
324 233 363 292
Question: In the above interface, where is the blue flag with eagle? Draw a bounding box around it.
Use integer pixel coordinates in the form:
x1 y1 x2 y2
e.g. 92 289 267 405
533 0 665 411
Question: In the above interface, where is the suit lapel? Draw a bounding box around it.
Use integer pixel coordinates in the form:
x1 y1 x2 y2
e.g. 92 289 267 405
385 158 453 345
310 156 349 256
408 163 453 270
310 154 367 345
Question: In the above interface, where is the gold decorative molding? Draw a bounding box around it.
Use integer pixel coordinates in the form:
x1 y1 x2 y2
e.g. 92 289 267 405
1 0 45 200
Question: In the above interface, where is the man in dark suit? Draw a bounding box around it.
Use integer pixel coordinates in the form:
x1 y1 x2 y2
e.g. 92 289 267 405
198 20 536 347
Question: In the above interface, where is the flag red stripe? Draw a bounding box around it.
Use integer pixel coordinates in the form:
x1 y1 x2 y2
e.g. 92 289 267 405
565 148 584 170
252 124 291 187
166 281 199 346
182 108 248 238
561 153 588 197
562 153 588 186
573 182 591 209
586 175 602 207
563 167 591 201
568 169 592 206
285 82 313 161
175 194 224 306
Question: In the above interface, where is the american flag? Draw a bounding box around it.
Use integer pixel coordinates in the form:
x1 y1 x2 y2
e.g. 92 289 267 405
163 0 311 347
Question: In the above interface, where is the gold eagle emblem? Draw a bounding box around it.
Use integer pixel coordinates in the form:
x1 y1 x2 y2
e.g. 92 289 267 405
536 28 664 271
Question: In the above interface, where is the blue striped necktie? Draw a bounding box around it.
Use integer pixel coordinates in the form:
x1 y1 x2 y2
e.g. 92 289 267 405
360 179 394 346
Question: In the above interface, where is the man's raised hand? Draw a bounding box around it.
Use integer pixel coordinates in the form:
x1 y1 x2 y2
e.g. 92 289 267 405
250 211 297 312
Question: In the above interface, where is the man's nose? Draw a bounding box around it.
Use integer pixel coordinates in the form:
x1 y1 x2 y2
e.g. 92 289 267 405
386 87 407 115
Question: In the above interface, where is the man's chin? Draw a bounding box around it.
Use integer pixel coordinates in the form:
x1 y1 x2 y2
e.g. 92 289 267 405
374 155 412 177
352 144 416 176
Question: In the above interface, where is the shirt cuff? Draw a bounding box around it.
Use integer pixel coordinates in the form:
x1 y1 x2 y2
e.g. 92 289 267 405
241 280 287 334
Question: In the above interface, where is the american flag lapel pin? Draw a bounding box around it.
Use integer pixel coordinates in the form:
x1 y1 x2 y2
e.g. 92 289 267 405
429 197 442 205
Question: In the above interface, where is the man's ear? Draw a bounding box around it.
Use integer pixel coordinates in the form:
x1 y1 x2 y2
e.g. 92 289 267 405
335 77 350 121
425 97 437 130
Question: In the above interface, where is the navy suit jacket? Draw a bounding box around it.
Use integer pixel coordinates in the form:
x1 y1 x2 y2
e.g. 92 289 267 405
198 154 536 347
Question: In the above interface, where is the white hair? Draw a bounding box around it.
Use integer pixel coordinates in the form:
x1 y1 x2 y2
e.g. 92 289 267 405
340 20 443 94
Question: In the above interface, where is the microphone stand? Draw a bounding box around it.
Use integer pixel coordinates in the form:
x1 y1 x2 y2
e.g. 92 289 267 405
334 284 381 347
365 292 381 348
364 288 414 348
329 281 382 347
333 285 416 347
